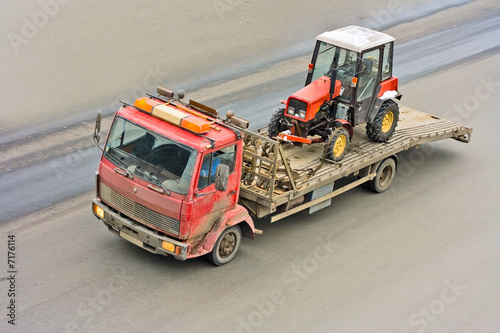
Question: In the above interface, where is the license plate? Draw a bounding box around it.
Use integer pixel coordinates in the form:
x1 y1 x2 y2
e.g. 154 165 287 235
120 231 143 248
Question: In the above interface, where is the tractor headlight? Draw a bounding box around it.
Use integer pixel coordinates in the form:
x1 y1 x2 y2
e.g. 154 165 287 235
299 110 306 119
287 107 295 116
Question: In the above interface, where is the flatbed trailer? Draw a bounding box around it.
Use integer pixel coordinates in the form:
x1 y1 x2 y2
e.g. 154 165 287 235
91 24 476 265
238 106 472 221
92 94 473 265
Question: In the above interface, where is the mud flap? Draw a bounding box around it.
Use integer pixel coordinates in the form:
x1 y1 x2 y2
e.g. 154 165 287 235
309 182 335 214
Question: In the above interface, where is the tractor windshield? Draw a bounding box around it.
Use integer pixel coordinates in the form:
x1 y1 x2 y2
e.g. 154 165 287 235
311 41 357 102
104 116 197 194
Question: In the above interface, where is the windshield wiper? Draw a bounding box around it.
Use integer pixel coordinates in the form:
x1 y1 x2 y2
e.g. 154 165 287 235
106 150 133 179
133 167 171 196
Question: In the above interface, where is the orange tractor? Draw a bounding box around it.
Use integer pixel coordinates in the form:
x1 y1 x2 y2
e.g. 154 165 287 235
268 26 402 161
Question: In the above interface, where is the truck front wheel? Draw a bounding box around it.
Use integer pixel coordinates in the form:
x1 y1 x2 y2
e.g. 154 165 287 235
206 225 242 266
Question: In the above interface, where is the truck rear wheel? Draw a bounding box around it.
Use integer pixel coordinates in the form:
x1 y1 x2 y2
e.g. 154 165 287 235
206 225 242 266
268 108 287 139
325 127 349 162
366 100 399 142
367 158 396 193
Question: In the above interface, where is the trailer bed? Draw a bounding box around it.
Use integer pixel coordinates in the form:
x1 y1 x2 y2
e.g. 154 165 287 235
238 106 472 219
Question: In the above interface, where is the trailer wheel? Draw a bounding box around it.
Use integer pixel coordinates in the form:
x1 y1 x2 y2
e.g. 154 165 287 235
325 127 349 162
367 158 396 193
268 108 287 139
366 100 399 142
206 225 242 266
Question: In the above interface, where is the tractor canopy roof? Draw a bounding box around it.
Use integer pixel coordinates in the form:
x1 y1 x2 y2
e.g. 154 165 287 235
316 25 395 53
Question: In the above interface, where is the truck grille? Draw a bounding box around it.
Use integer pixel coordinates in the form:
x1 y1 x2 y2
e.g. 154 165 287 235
99 182 180 236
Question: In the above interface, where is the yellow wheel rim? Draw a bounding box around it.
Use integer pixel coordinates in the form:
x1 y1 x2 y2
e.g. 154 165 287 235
381 111 394 133
333 134 347 158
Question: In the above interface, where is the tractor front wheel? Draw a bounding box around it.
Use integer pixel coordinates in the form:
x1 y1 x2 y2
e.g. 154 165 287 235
366 100 399 142
325 127 349 162
268 108 288 139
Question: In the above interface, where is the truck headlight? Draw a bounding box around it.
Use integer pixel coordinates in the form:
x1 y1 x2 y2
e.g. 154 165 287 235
162 241 181 255
299 110 306 119
93 203 104 219
287 107 295 116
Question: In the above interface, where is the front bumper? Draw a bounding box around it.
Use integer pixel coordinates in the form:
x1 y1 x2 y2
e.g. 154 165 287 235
92 198 189 260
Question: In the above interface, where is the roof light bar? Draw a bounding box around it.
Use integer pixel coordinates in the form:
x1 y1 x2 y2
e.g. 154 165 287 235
151 103 211 134
134 97 161 113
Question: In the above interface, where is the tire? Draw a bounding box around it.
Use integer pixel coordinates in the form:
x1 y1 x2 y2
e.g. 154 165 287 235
366 100 399 142
268 108 287 139
206 225 242 266
325 127 349 162
367 158 396 193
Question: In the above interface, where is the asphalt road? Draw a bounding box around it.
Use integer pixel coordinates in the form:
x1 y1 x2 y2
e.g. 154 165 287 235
1 3 499 333
0 13 499 225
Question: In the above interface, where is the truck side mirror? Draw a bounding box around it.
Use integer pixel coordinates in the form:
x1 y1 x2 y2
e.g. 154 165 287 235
93 111 102 149
214 164 230 192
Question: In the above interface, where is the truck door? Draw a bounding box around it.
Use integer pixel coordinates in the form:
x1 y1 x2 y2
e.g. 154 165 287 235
354 48 381 125
191 145 238 236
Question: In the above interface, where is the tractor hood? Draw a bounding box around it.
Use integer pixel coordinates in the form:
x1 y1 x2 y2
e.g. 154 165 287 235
287 76 341 122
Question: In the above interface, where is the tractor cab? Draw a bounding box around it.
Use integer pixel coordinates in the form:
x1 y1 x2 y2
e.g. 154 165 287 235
307 26 397 125
269 26 401 162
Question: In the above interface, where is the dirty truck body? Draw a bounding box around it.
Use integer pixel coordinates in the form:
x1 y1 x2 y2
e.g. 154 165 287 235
91 90 472 265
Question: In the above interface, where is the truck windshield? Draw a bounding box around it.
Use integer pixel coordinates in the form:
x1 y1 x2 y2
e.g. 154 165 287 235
311 41 357 102
104 116 196 195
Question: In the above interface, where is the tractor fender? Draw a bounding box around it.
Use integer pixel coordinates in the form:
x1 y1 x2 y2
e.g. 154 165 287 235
367 96 401 124
333 119 354 138
202 204 256 253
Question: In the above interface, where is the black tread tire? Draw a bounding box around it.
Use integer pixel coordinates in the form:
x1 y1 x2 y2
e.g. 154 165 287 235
366 100 399 142
367 158 396 193
206 225 242 266
325 127 349 162
268 108 287 139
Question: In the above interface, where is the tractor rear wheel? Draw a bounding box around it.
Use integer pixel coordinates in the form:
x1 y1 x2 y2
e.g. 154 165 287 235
268 108 287 139
366 100 399 142
325 127 349 162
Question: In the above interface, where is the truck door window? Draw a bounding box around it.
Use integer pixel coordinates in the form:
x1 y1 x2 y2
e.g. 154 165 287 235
197 145 236 190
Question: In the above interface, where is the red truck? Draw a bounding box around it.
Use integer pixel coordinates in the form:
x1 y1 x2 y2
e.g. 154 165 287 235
91 85 471 265
91 26 472 265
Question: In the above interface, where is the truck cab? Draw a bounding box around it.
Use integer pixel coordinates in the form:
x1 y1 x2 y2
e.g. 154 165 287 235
92 91 256 265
